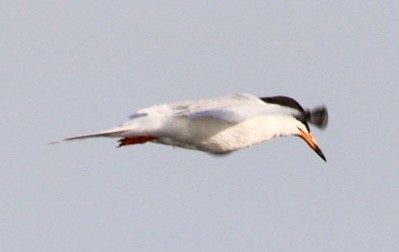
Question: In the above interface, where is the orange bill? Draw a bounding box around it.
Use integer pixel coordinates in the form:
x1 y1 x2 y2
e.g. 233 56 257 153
297 128 326 162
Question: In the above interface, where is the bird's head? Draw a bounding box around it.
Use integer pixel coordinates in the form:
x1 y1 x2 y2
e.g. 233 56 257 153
269 115 327 162
259 95 328 161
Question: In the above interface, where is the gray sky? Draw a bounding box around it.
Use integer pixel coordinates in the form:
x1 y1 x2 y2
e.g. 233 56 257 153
1 1 398 251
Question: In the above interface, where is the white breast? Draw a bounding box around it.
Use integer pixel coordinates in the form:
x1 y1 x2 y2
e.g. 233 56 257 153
155 115 299 154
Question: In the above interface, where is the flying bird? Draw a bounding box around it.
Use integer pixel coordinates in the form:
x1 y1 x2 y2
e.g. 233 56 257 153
60 93 328 161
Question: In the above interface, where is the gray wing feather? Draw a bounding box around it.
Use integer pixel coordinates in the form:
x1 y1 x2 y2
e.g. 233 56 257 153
188 109 248 123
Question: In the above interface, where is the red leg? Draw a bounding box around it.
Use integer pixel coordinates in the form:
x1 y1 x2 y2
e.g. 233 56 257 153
118 136 156 147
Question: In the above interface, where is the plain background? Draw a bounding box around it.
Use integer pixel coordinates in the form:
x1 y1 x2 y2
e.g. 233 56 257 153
1 1 398 251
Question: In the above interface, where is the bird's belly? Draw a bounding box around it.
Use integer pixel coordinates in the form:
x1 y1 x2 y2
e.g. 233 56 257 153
156 117 277 153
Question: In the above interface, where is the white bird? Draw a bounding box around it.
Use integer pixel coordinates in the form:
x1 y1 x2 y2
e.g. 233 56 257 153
60 93 328 161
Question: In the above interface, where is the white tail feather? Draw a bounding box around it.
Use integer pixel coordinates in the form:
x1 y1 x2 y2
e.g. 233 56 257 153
51 128 131 144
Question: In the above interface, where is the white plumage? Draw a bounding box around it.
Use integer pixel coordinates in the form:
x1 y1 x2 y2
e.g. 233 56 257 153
61 93 328 161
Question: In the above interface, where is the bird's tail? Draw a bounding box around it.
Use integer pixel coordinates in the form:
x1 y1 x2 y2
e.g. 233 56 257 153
63 129 130 141
305 106 328 129
50 127 131 144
